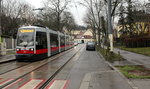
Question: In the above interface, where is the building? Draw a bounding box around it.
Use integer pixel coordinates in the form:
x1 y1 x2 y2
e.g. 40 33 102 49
116 10 150 38
73 29 94 43
116 10 150 47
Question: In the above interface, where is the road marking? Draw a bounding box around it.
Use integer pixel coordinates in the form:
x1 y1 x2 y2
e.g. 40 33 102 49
79 73 92 89
3 78 23 89
0 79 14 87
18 79 45 89
79 82 89 89
45 80 69 89
0 78 3 82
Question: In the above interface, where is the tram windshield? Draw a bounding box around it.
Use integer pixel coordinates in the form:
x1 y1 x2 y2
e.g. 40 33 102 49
17 29 35 47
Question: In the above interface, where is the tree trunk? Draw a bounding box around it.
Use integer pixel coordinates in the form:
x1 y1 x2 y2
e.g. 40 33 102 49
57 12 60 31
98 29 101 46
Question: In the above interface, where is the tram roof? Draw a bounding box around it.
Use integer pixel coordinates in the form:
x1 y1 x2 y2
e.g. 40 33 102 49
19 26 45 29
19 25 69 36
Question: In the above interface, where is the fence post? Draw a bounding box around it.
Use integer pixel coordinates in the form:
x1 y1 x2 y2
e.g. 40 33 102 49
0 38 6 55
12 38 14 49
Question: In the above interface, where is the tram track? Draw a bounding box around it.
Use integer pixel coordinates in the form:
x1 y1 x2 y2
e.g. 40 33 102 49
0 47 76 76
0 46 81 89
0 61 29 75
39 46 83 89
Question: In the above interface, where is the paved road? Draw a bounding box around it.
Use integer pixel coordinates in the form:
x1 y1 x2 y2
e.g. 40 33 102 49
0 44 133 89
52 45 133 89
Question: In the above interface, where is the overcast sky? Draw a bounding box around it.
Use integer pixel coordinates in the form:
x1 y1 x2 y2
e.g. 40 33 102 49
25 0 86 26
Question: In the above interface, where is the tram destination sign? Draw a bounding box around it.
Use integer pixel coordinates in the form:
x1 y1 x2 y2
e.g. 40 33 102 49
20 29 35 33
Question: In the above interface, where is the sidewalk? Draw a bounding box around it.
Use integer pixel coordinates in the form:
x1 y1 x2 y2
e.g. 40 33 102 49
100 46 150 89
102 45 150 68
79 70 134 89
78 51 137 89
113 47 150 69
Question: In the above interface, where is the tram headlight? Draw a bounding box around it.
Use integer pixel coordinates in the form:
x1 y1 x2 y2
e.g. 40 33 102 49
29 48 34 51
16 48 20 51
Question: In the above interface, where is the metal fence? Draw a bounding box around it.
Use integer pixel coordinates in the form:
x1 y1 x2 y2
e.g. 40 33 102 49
5 38 16 49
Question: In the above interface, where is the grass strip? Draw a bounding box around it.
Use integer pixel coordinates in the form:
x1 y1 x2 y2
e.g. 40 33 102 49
96 46 124 62
116 65 150 79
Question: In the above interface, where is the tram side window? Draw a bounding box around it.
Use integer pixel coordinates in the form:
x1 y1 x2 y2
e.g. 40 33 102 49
60 36 65 46
36 32 47 50
50 33 58 47
66 37 69 45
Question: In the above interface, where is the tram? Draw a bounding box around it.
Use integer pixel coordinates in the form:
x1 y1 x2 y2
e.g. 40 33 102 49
15 25 74 61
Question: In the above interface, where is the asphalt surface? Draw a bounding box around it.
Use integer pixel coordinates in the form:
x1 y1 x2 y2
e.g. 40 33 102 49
0 61 29 75
51 45 133 89
0 44 135 89
0 45 82 89
0 55 16 64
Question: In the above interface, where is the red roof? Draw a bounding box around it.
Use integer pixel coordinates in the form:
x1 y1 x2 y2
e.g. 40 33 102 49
84 35 92 39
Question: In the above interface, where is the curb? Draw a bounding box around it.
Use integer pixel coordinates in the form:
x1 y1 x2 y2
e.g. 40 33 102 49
106 61 138 89
97 51 139 89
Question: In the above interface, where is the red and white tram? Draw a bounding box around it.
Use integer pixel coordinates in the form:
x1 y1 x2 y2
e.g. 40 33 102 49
15 25 74 61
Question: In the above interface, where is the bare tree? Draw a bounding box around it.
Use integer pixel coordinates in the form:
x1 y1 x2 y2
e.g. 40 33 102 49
37 9 58 30
44 0 71 31
1 0 35 37
84 10 96 40
61 11 76 35
103 0 122 19
81 0 105 45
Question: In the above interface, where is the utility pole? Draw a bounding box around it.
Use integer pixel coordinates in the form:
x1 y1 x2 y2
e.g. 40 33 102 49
0 0 2 44
108 0 113 52
0 0 2 36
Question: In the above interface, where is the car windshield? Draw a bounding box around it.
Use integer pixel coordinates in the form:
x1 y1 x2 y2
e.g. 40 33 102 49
17 29 35 47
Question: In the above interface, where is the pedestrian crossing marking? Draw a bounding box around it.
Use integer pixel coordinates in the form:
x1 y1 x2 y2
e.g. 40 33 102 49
45 80 69 89
17 79 45 89
3 78 23 89
0 79 14 87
